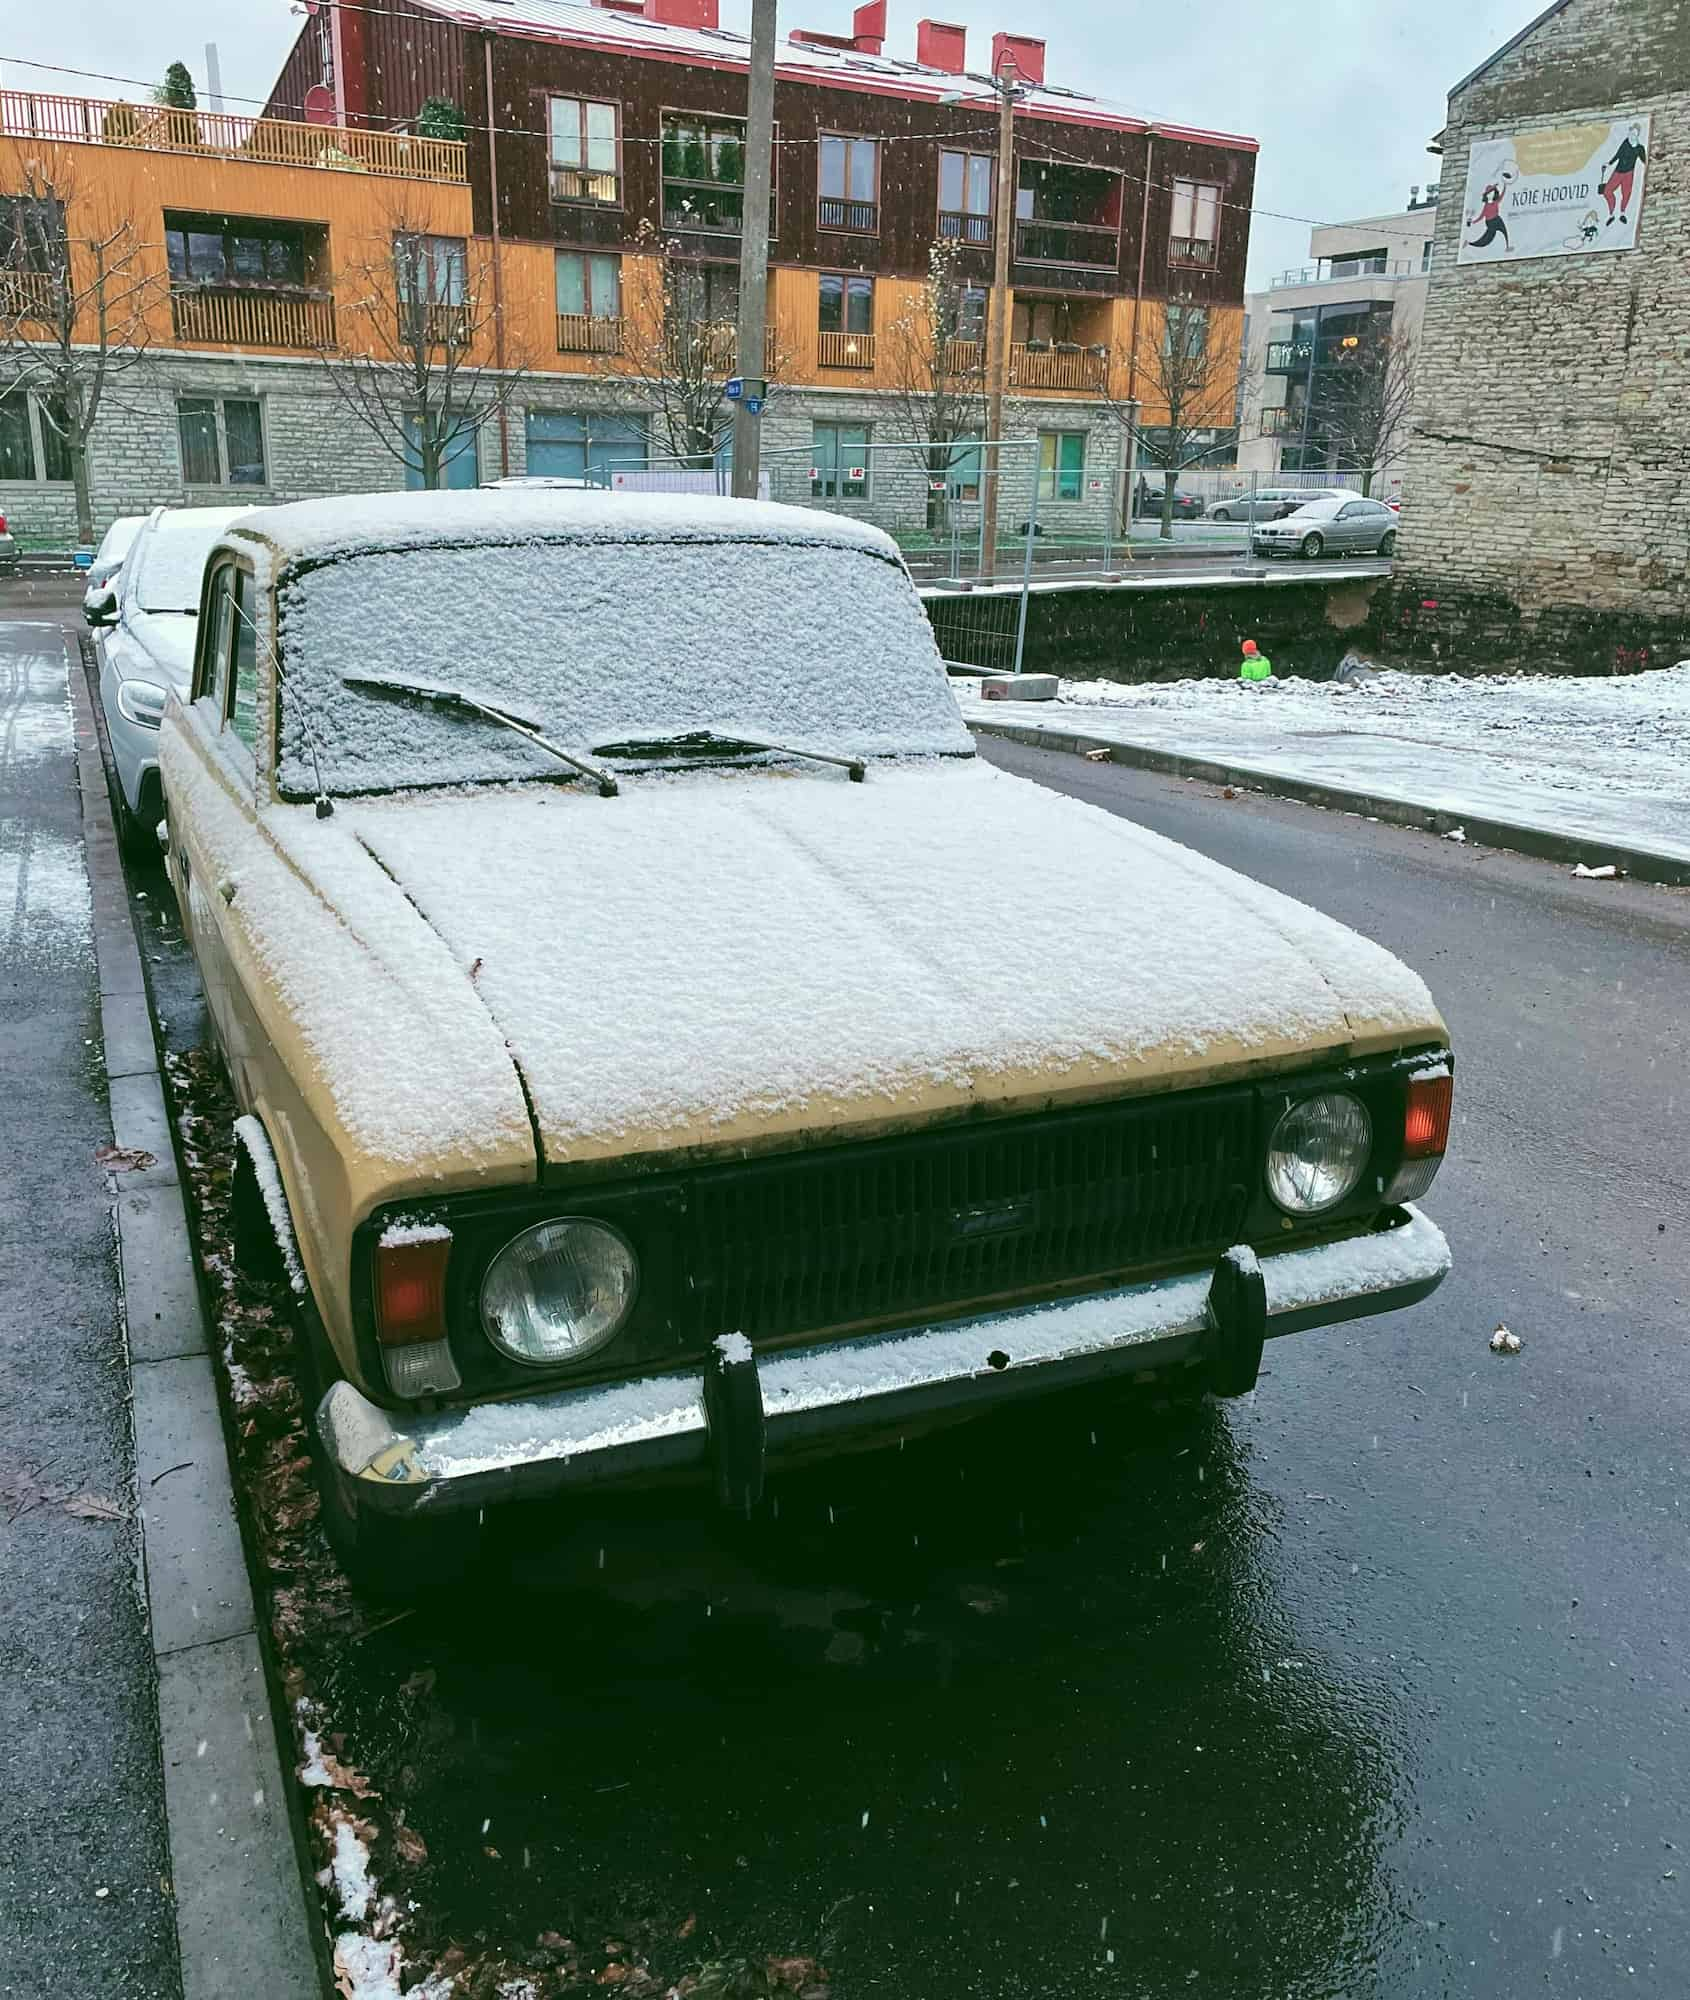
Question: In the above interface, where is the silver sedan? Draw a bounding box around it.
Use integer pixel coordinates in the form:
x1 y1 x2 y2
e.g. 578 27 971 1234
1251 495 1398 560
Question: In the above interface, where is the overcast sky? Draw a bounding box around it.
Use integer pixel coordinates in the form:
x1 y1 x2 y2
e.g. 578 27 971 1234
1 0 1535 286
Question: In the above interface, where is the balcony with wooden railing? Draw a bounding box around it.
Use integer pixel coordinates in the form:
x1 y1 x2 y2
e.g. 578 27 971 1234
0 268 55 322
938 210 992 245
401 300 473 348
557 311 623 355
1169 235 1218 269
0 88 468 184
818 328 874 369
171 286 336 350
943 337 984 375
1014 220 1120 272
1010 342 1108 391
818 196 878 233
657 323 782 375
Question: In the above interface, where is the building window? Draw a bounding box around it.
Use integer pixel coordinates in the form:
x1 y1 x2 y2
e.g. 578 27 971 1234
0 192 64 320
1169 179 1220 266
549 96 620 203
525 410 647 482
662 113 753 233
819 134 879 232
166 216 310 288
938 150 994 244
818 273 874 367
402 414 478 491
1013 298 1078 346
178 396 266 487
555 250 623 353
395 232 468 346
1037 430 1085 502
0 390 70 481
957 286 988 343
1163 302 1208 360
812 422 870 499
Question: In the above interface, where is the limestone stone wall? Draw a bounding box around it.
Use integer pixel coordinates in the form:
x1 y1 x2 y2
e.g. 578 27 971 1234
1387 0 1690 669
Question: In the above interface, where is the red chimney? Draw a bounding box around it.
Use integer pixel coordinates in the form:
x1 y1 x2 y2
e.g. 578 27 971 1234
851 0 887 52
647 0 719 26
991 30 1045 84
916 18 966 71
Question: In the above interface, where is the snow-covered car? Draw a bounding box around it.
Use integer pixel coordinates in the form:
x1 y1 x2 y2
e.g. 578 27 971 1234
82 513 146 626
96 504 255 853
159 489 1453 1587
1251 495 1398 560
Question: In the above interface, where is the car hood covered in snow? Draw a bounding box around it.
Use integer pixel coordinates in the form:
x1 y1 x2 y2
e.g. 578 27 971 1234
269 759 1445 1184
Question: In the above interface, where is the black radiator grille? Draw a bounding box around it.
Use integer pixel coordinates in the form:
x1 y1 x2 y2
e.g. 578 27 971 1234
686 1086 1257 1344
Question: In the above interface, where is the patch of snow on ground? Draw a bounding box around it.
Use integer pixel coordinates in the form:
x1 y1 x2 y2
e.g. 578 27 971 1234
329 1818 375 1922
964 663 1690 862
332 1933 405 2000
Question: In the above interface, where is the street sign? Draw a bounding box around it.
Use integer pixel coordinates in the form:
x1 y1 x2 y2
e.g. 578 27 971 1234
725 376 744 401
745 395 765 416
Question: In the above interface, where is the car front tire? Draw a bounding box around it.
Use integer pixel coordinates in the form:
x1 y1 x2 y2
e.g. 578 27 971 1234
1379 530 1397 557
1300 532 1325 559
1212 508 1232 523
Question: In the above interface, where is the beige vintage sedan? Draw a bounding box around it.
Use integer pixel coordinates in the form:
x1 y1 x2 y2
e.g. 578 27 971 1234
160 489 1453 1585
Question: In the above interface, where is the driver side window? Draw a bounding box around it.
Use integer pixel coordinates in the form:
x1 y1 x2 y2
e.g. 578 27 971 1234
201 564 237 718
228 572 259 753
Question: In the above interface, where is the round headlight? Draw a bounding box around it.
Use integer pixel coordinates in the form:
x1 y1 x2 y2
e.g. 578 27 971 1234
480 1218 638 1367
1266 1092 1372 1214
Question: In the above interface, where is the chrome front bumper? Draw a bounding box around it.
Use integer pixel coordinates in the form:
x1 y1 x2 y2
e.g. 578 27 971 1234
317 1205 1450 1520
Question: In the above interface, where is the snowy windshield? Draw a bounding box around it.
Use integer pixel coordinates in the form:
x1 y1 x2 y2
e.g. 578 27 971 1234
275 538 971 796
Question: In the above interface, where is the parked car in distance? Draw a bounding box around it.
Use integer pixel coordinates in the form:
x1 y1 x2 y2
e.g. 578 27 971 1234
161 488 1453 1591
1252 495 1398 560
1134 484 1206 520
0 507 17 577
97 504 255 854
82 514 147 625
1207 487 1347 523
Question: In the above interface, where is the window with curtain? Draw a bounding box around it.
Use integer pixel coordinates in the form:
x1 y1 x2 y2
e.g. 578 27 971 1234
1037 431 1086 501
1169 180 1220 264
554 251 621 319
819 134 880 230
818 274 874 335
938 151 994 242
177 395 266 486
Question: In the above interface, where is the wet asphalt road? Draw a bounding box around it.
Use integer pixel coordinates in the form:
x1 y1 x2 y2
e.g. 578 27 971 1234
111 679 1690 1997
0 604 178 1998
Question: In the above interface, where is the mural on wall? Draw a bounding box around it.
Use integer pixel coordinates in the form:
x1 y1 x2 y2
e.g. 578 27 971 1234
1458 116 1651 263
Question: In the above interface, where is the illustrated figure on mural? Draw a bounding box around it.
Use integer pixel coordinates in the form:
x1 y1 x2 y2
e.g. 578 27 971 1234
1465 166 1515 251
1562 208 1602 250
1598 123 1647 225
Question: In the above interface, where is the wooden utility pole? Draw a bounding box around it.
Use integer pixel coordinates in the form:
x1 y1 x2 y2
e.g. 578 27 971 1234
979 56 1019 576
731 0 778 498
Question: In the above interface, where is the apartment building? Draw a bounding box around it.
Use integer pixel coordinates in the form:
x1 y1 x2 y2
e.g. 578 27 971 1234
1236 193 1437 495
0 0 1257 545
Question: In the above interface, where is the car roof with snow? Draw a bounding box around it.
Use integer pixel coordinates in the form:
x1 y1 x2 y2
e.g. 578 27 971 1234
224 489 906 572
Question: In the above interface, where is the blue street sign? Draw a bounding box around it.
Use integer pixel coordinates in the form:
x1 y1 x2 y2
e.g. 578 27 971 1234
725 376 745 401
745 395 766 416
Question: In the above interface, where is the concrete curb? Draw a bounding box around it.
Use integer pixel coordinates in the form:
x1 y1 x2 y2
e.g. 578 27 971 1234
70 644 322 2000
969 716 1690 889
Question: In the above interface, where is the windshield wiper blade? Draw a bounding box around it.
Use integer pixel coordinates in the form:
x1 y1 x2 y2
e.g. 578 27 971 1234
343 674 619 797
590 728 865 783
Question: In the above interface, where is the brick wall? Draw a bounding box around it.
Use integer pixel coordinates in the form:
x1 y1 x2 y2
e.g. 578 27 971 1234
1391 0 1690 669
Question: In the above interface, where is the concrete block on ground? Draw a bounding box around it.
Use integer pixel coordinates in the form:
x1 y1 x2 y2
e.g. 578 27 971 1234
120 1185 208 1362
979 673 1060 702
131 1354 255 1654
106 1070 177 1189
157 1633 320 2000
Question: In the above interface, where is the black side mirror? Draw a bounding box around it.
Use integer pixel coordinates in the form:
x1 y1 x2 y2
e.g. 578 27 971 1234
85 599 116 629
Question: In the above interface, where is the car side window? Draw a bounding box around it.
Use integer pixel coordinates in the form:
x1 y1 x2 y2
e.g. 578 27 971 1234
1338 502 1361 519
200 564 237 715
228 570 259 753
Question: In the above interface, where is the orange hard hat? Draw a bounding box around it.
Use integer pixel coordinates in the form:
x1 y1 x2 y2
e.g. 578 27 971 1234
1241 640 1259 657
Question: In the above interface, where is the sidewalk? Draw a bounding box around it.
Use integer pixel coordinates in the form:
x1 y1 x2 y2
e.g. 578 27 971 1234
0 613 318 2000
0 621 180 1997
962 663 1690 882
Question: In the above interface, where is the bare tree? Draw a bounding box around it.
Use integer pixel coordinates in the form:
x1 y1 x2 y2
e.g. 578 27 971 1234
596 223 742 468
882 237 987 534
1104 290 1238 538
1307 328 1417 495
309 203 529 488
0 150 163 542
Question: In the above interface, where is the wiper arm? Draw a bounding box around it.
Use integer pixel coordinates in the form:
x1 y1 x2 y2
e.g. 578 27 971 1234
590 728 865 783
343 674 619 797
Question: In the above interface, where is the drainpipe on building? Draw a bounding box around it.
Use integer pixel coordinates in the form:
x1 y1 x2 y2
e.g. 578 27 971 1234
1125 130 1156 415
482 32 511 477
